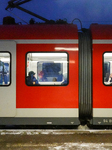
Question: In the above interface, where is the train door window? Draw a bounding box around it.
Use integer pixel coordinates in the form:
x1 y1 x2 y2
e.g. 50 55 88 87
103 52 112 85
26 52 68 86
0 52 11 86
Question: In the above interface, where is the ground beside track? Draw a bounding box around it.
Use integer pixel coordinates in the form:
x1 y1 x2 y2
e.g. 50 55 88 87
0 129 112 149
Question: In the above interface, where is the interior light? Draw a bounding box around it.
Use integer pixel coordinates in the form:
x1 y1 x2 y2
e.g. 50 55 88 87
31 53 67 57
104 53 112 57
54 61 68 63
0 58 10 62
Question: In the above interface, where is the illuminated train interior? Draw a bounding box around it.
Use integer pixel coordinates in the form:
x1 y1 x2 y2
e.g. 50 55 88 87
26 52 68 85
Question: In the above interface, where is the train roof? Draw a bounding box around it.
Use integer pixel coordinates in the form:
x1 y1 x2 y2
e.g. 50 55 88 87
0 24 78 40
90 24 112 39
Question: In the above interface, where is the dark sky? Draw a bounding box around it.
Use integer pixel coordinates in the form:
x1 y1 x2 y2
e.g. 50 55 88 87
0 0 112 29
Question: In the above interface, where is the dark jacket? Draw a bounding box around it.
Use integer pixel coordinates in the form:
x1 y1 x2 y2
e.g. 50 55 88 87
26 72 38 85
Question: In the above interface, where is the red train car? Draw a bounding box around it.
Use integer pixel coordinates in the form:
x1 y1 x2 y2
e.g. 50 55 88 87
0 24 79 125
0 23 112 126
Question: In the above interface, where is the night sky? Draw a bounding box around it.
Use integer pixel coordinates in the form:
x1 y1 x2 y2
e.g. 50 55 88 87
0 0 112 29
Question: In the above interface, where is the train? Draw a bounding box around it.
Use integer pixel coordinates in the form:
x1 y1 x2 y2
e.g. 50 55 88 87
0 21 112 127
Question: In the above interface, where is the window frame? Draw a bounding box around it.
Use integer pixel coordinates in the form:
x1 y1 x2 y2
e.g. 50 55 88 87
26 51 69 86
0 51 11 86
103 52 112 86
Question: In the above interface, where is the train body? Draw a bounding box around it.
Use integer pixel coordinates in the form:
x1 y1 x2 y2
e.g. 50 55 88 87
0 23 112 126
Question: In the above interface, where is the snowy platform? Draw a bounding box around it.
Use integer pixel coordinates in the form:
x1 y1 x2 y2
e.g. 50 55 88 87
0 129 112 149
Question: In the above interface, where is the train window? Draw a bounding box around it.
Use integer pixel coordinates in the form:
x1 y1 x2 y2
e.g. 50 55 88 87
0 52 11 86
26 52 68 86
103 52 112 85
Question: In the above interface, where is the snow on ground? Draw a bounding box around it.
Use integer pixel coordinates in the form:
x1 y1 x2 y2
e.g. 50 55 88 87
0 129 112 135
48 143 111 150
4 142 112 150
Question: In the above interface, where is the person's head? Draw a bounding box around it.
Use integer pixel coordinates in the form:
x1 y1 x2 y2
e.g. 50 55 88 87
29 71 35 77
53 77 57 81
38 71 44 79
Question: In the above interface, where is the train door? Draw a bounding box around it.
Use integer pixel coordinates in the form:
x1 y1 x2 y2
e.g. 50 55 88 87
0 41 16 117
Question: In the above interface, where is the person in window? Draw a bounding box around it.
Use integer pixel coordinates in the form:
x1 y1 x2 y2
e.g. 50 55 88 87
57 71 63 81
0 60 3 85
4 64 8 85
38 71 47 82
52 77 57 82
108 73 112 84
26 71 38 85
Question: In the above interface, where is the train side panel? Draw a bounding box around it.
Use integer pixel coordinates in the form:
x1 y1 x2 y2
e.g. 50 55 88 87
16 43 78 108
16 43 78 119
91 25 112 125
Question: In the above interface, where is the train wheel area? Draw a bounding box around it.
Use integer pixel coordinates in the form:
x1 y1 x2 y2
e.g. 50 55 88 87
1 124 112 130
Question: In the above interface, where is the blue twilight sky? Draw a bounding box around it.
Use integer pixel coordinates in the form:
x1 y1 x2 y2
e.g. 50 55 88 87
0 0 112 29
